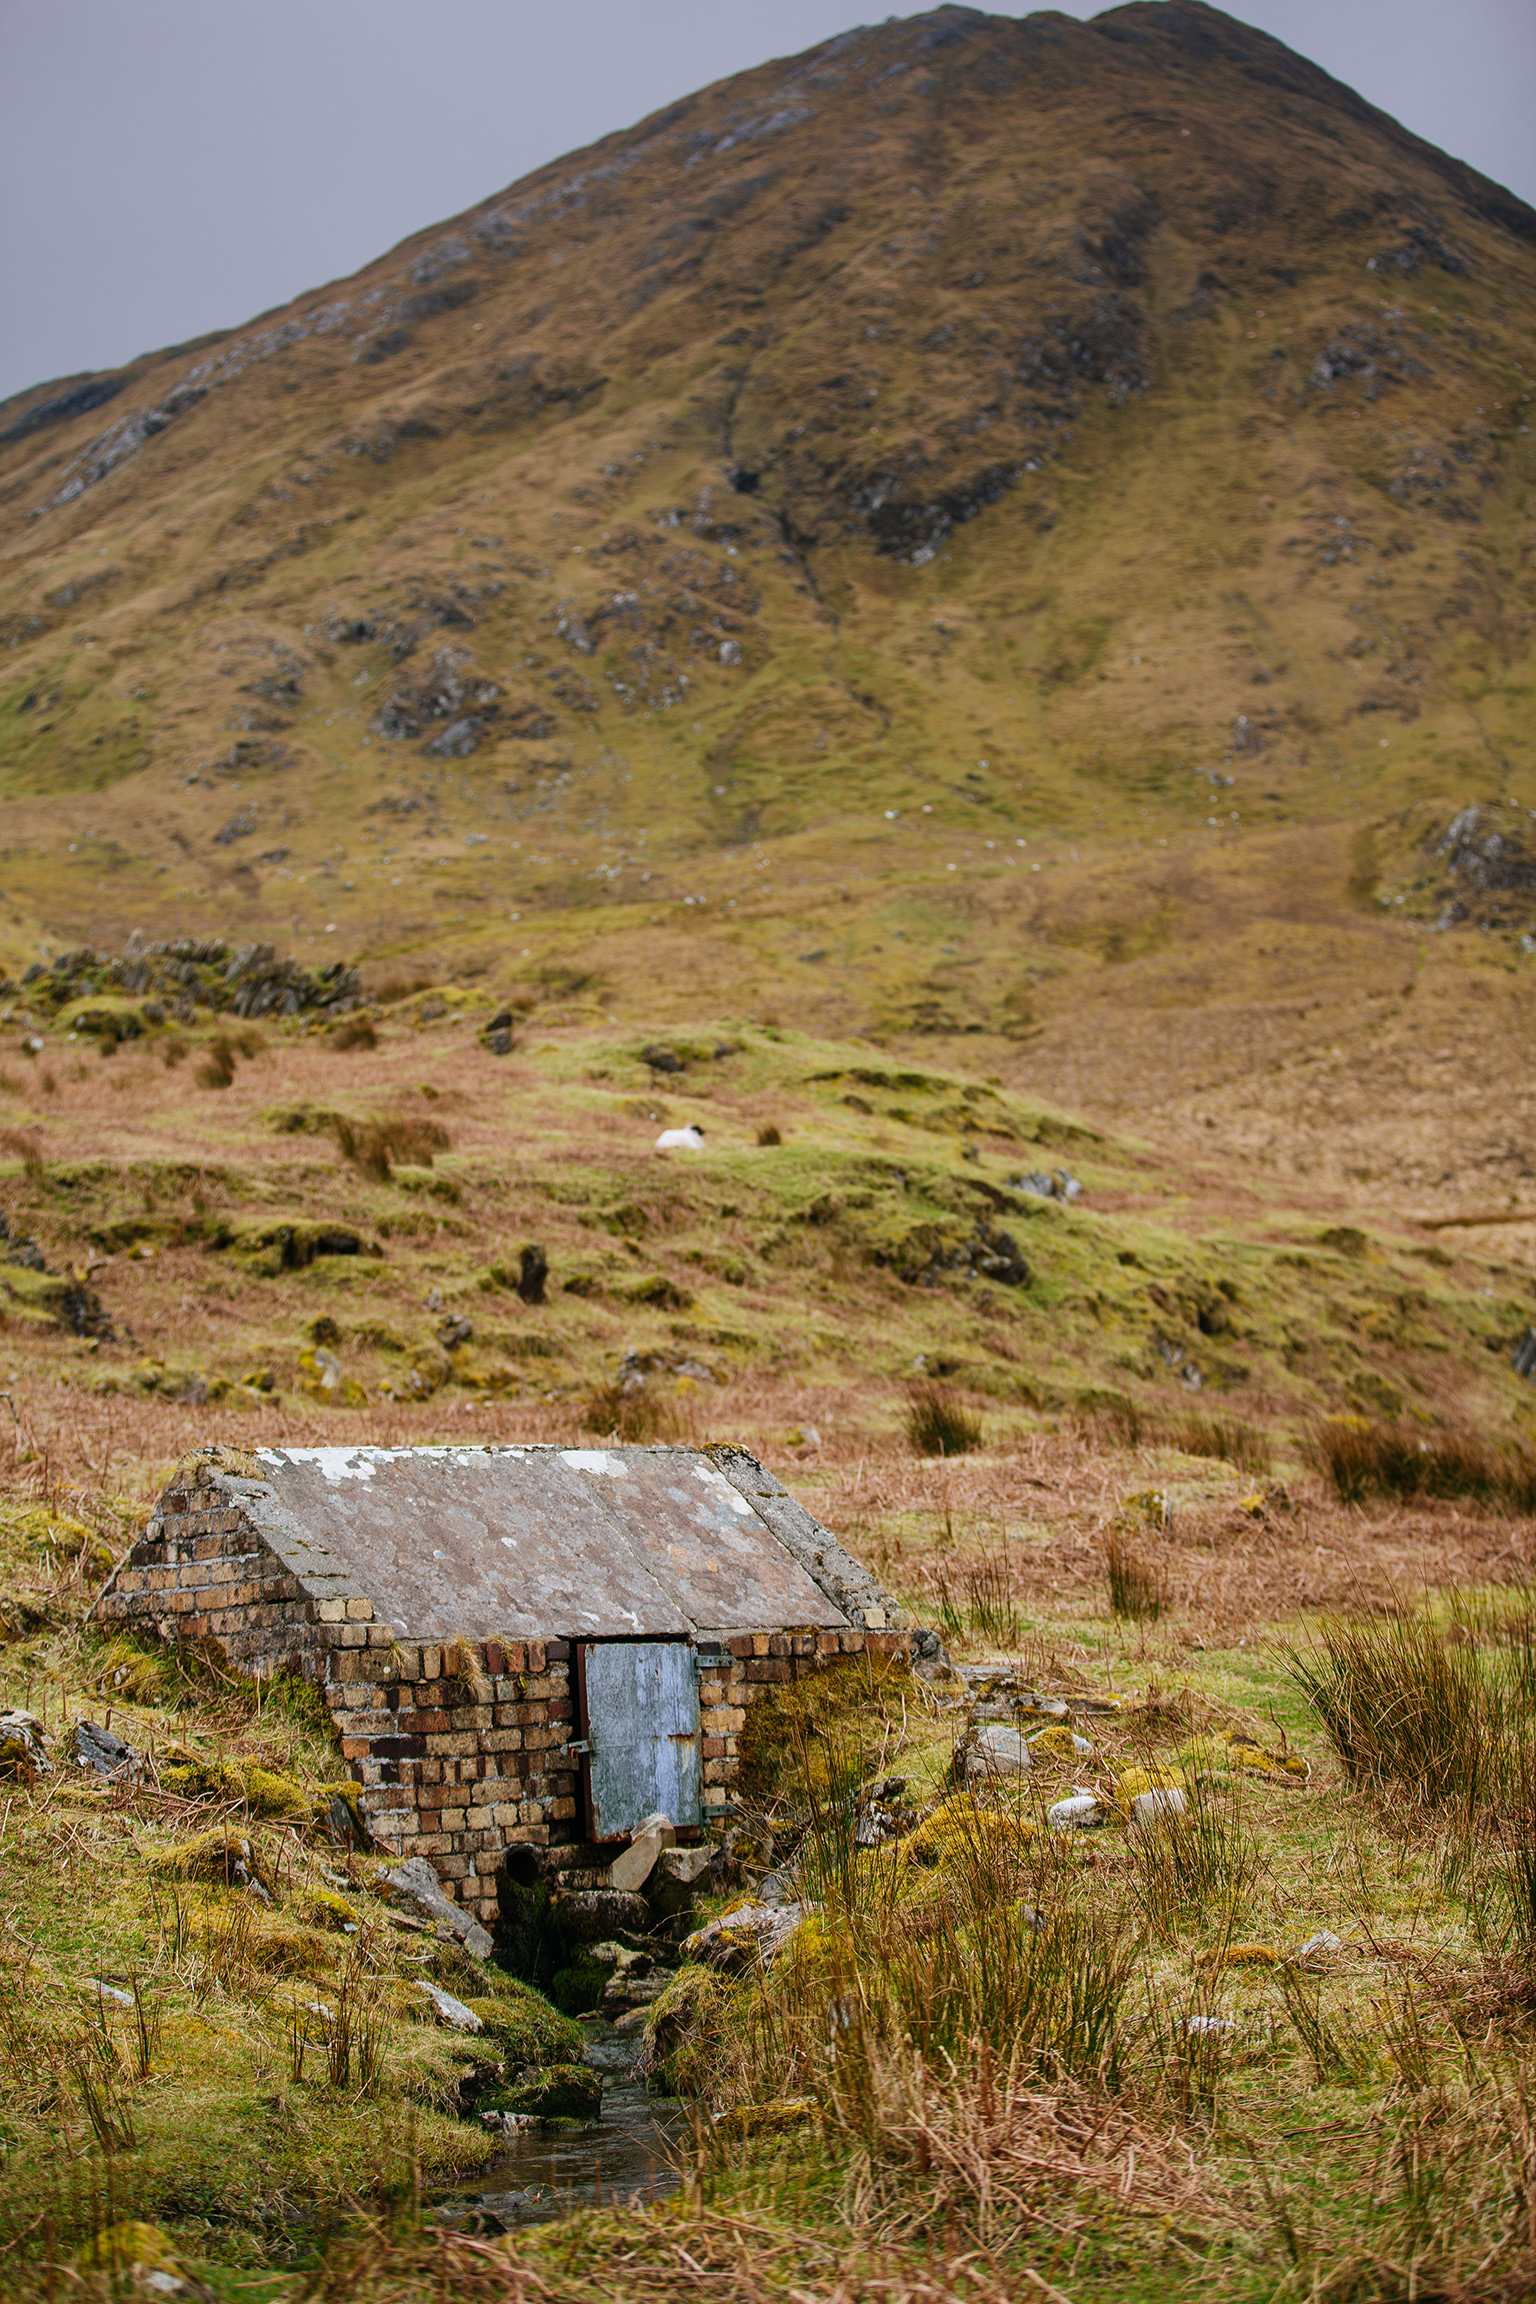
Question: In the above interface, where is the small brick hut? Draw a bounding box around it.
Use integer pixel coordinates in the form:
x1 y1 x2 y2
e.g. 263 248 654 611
91 1442 908 1934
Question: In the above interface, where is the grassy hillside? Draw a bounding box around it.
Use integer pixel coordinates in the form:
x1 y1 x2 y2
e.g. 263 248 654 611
0 2 1532 1216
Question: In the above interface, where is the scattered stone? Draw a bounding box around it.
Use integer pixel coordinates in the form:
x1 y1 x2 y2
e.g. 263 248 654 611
1291 1929 1344 1965
413 1979 485 2032
74 1717 143 1781
649 1842 713 1922
592 1943 670 2016
753 1865 800 1907
1027 1724 1095 1760
1048 1792 1107 1831
1128 1787 1188 1835
384 1857 493 1958
1012 1169 1082 1202
11 937 362 1025
909 1626 953 1682
88 1978 136 2008
516 1244 548 1304
1180 2015 1235 2038
968 1723 1033 1778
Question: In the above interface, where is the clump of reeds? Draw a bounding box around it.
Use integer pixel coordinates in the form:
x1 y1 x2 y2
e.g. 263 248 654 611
1105 1527 1170 1621
904 1381 982 1458
582 1380 691 1444
936 1552 1019 1648
0 1126 45 1184
195 1028 263 1090
1177 1412 1272 1477
1288 1605 1514 1811
1130 1782 1260 1937
1308 1417 1536 1511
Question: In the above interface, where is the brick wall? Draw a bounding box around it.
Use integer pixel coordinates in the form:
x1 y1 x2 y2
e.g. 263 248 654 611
698 1627 909 1799
325 1636 578 1928
93 1485 339 1677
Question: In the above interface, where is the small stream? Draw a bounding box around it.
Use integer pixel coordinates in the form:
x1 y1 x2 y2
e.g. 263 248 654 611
434 2021 687 2232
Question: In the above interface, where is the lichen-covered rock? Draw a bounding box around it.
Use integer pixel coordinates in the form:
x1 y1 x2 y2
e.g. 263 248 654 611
681 1897 807 1974
0 1710 49 1778
76 2221 209 2299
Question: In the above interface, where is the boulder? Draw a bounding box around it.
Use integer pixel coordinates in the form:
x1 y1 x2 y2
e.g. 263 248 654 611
681 1898 807 1973
384 1856 493 1959
551 1887 650 1945
74 1719 143 1781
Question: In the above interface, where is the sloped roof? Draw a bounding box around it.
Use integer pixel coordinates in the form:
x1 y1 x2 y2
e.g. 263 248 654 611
229 1442 892 1640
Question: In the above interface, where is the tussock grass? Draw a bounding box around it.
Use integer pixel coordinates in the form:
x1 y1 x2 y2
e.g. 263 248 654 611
331 1110 450 1180
1176 1412 1272 1477
936 1550 1019 1648
581 1381 694 1444
902 1382 982 1458
1309 1416 1536 1510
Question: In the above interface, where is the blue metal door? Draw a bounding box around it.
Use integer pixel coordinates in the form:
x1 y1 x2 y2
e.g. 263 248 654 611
578 1640 702 1840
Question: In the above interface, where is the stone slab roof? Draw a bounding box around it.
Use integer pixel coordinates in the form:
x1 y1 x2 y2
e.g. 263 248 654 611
228 1442 895 1640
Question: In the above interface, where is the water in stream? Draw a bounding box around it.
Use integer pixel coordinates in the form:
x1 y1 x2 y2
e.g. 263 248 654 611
435 2021 687 2232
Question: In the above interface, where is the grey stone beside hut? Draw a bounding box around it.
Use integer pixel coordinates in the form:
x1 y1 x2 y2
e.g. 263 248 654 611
91 1442 908 1933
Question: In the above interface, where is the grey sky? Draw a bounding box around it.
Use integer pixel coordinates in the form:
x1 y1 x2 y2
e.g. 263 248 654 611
2 1 1532 407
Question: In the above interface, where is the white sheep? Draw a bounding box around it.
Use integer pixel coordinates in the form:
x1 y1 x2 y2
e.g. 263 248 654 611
654 1124 706 1150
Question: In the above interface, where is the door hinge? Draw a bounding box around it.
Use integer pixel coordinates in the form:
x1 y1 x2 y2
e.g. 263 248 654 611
565 1740 591 1756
